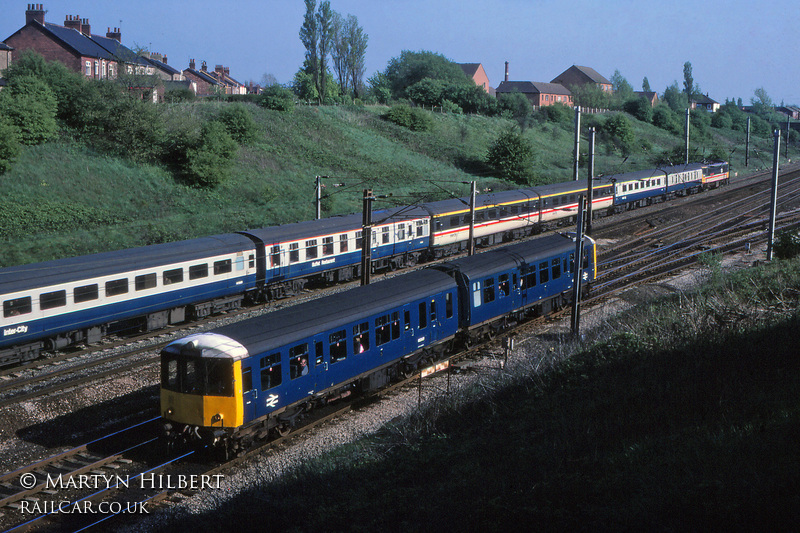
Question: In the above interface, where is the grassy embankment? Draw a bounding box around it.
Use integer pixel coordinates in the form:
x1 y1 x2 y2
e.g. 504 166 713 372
159 255 800 532
0 102 792 267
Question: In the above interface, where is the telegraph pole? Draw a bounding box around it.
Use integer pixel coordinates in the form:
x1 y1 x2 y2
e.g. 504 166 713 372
786 117 791 160
573 107 581 181
468 181 477 256
684 108 691 165
586 127 596 235
360 189 374 285
767 130 781 261
315 176 323 220
570 195 587 336
745 117 751 167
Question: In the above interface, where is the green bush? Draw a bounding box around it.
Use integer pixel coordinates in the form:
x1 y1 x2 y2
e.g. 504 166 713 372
384 104 433 131
652 105 681 134
773 231 800 259
217 104 259 144
0 119 20 174
486 128 535 184
259 85 296 112
0 75 58 145
185 121 239 187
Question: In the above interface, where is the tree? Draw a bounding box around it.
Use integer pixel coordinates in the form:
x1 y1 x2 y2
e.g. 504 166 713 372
330 13 368 98
603 113 636 155
315 1 333 104
683 61 694 98
0 119 20 174
260 85 296 112
663 81 688 112
346 15 368 98
610 69 634 102
642 77 651 92
186 121 239 187
383 50 470 99
0 75 58 145
486 129 535 185
623 96 653 123
751 87 773 114
217 104 259 144
299 0 333 105
569 83 610 109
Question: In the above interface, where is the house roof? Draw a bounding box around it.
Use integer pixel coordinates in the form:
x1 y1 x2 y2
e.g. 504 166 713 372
184 68 222 86
552 65 611 86
496 81 571 95
39 21 116 60
458 63 481 77
0 42 13 51
142 55 182 76
692 94 718 105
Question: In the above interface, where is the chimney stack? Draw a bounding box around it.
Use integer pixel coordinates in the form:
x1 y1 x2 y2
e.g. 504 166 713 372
81 18 90 35
504 61 509 83
106 27 121 42
64 14 82 33
25 4 45 25
189 59 196 70
201 61 207 72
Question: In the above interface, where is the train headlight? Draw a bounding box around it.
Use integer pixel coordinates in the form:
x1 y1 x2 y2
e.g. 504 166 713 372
211 413 222 423
166 408 174 416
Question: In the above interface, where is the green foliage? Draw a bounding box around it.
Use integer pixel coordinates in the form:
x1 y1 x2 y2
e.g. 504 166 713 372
259 85 296 112
185 121 239 187
623 97 653 123
663 81 688 112
0 119 21 174
217 104 259 144
497 91 532 128
164 88 196 103
383 50 471 99
569 83 610 109
773 231 800 259
652 104 682 134
384 104 433 131
0 75 58 145
690 108 712 137
537 103 574 124
602 112 636 155
486 128 535 184
406 78 446 107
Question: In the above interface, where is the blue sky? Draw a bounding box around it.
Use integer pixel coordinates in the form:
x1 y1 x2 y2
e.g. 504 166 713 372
2 0 798 104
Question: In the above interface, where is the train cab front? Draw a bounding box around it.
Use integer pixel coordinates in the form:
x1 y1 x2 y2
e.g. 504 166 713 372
160 333 248 451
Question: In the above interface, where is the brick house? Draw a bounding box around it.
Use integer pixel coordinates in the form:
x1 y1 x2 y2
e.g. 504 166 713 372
3 4 151 81
495 81 573 107
184 60 224 96
0 41 12 89
458 63 493 95
634 91 659 106
551 65 612 92
211 65 246 95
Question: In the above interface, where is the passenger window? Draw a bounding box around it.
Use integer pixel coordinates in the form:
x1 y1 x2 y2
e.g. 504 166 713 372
397 225 406 240
306 240 318 260
289 344 309 379
323 237 334 256
135 274 157 291
339 234 348 253
270 246 281 267
355 231 363 250
330 330 347 363
289 243 300 263
375 315 391 346
106 278 129 296
499 274 509 297
382 227 390 244
214 259 232 275
40 290 66 310
552 258 561 279
418 302 427 328
450 216 460 227
539 262 549 284
260 353 282 390
4 296 32 317
74 284 99 302
163 268 184 285
242 367 253 391
353 322 369 353
189 264 208 280
483 278 495 303
416 220 424 237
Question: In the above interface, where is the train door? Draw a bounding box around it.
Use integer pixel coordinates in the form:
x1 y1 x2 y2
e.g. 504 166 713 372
312 337 329 391
241 366 257 422
268 244 288 282
400 303 418 355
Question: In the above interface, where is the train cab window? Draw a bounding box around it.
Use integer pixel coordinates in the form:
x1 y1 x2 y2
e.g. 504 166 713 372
289 243 300 263
163 268 184 285
4 296 32 317
499 274 509 297
135 274 157 291
446 292 453 319
552 258 561 279
40 290 66 310
289 344 310 379
472 282 482 307
74 284 99 303
418 302 427 328
306 240 318 260
330 330 347 363
353 322 369 353
189 264 208 280
382 227 390 244
214 259 232 275
488 209 497 219
375 314 391 346
323 237 334 256
340 234 349 253
106 279 129 296
539 262 550 284
483 278 495 303
450 216 460 227
205 358 233 396
355 231 363 250
260 353 282 390
435 220 443 231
